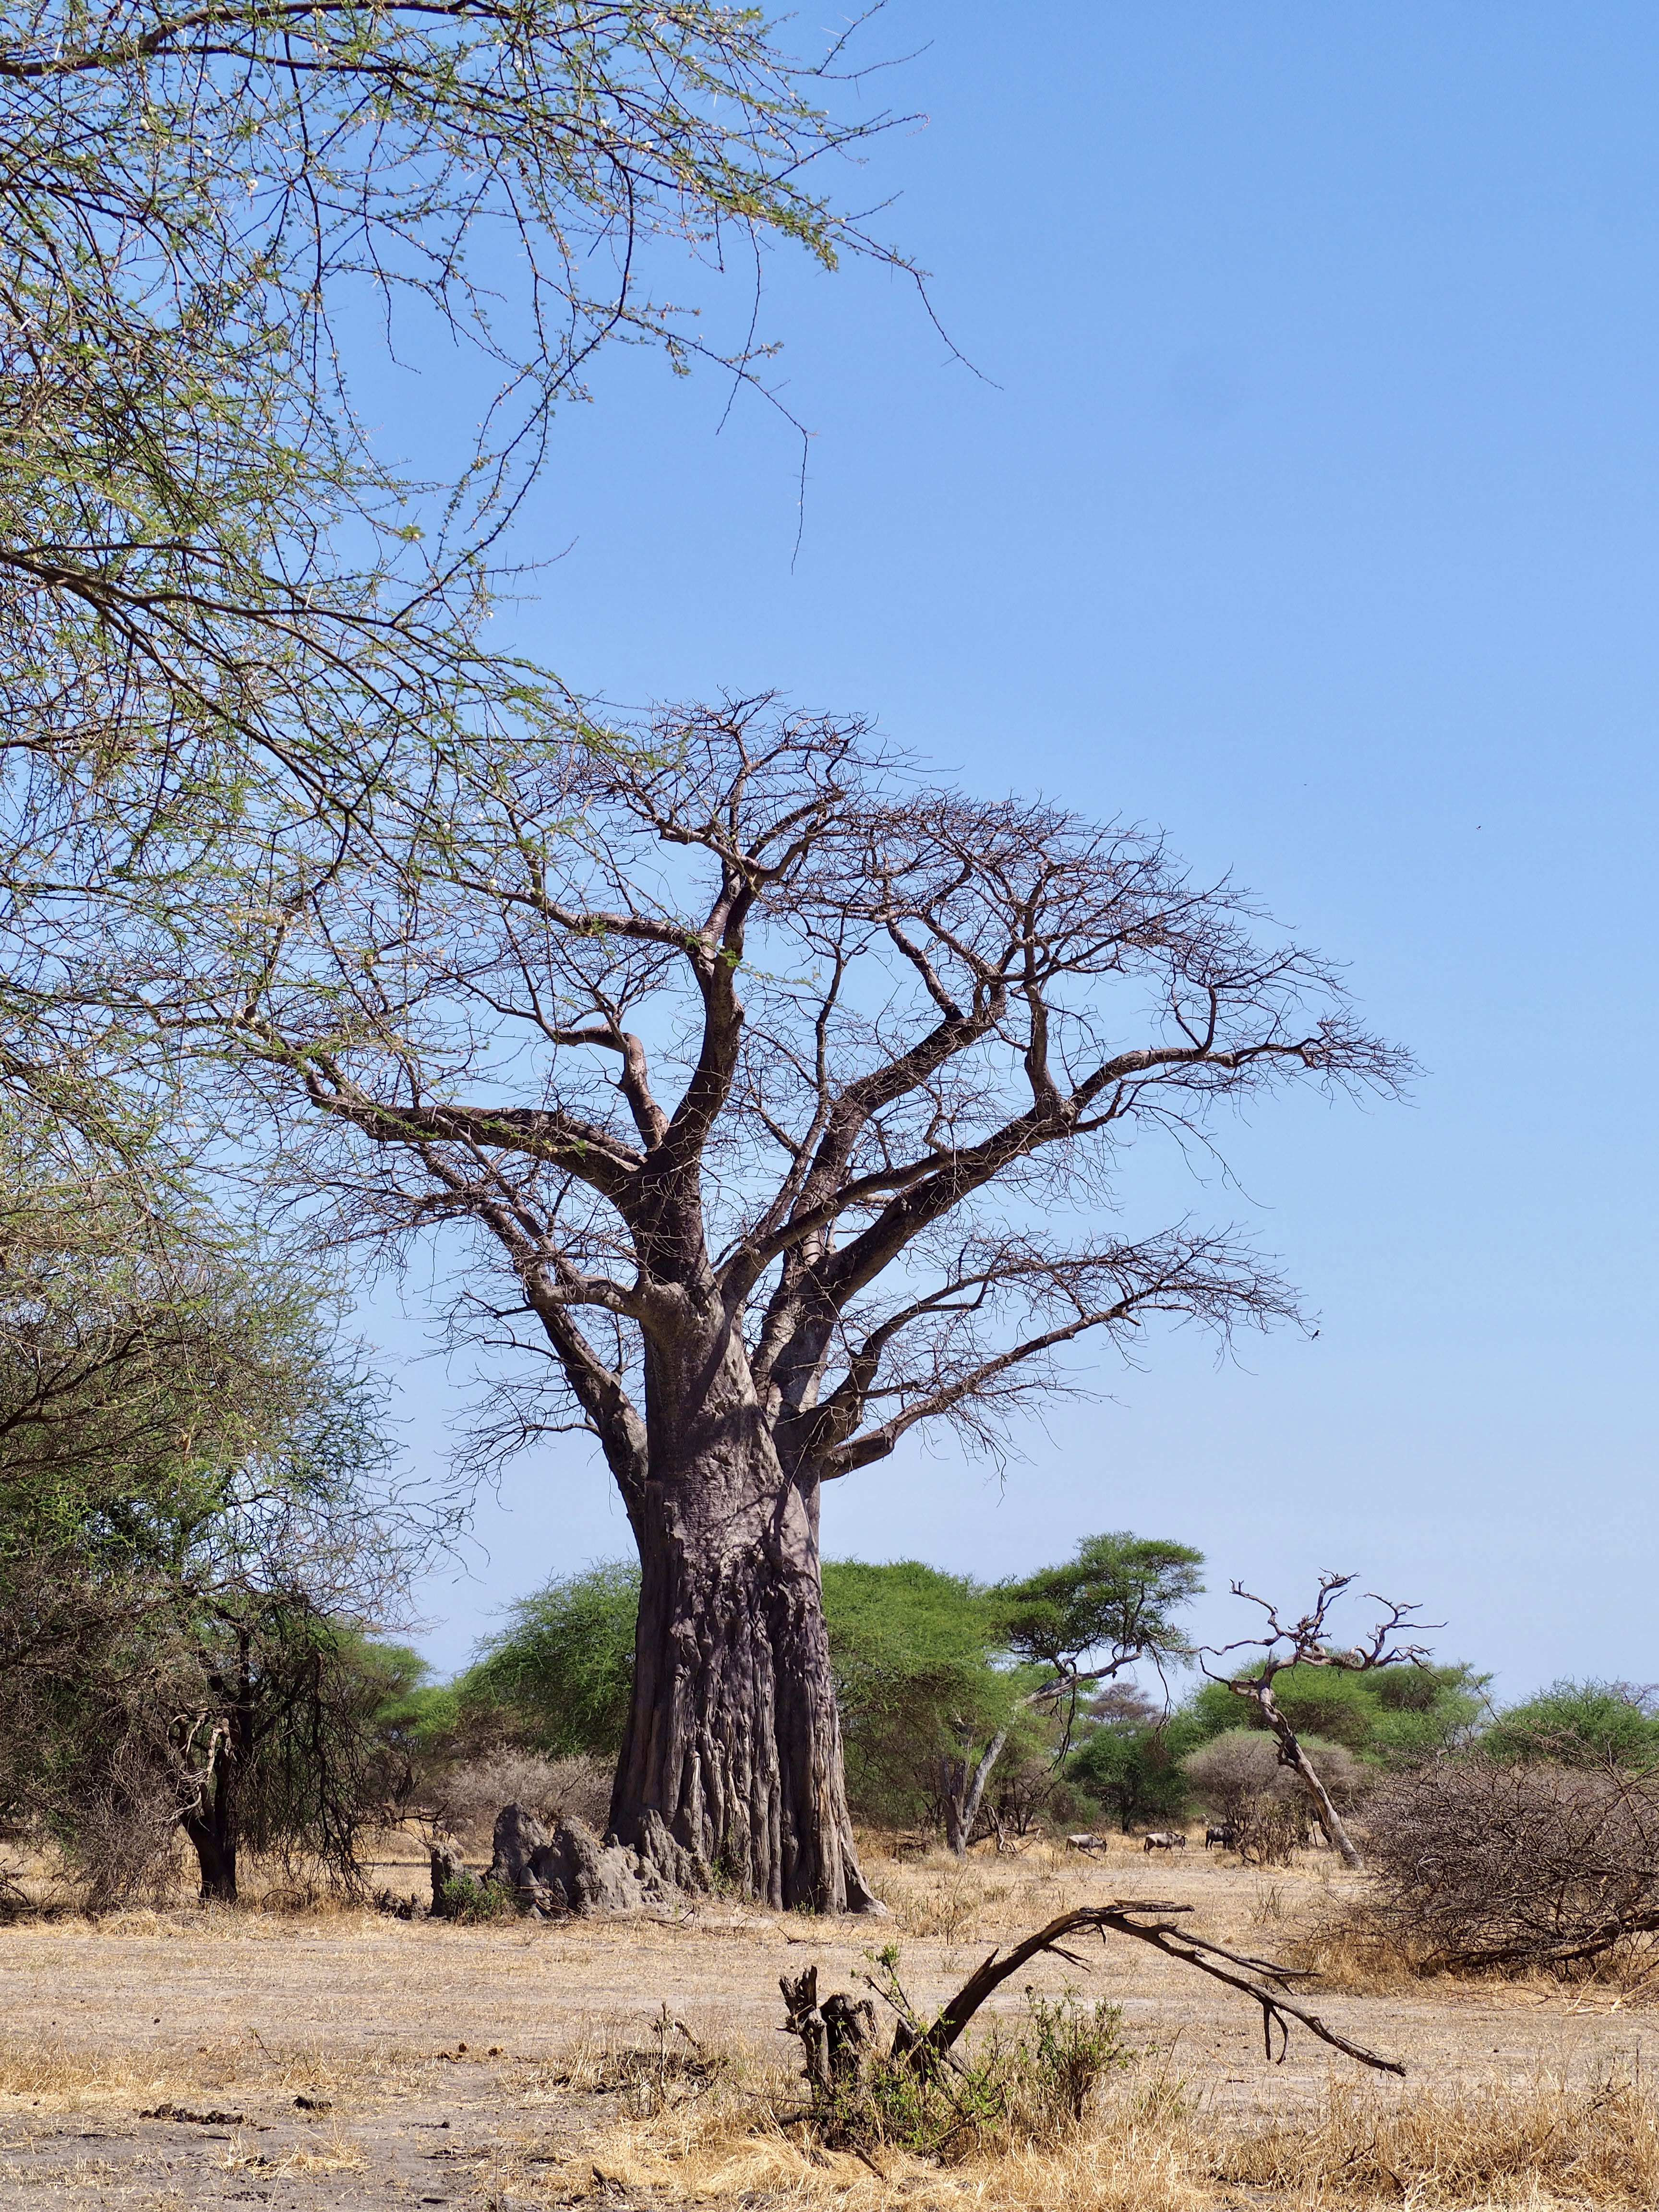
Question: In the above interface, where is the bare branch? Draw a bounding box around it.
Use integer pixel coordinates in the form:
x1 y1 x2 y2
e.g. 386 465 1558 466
893 1902 1403 2077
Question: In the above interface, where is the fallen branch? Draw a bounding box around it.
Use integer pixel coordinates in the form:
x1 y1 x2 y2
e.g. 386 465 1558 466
909 1900 1404 2078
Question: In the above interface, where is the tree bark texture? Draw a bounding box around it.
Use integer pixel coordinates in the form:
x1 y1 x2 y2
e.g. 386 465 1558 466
610 1323 880 1912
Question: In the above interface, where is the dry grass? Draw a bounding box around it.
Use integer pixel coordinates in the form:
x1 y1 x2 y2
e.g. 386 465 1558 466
0 2028 385 2116
4 1834 1659 2205
557 2052 1659 2210
1221 2068 1659 2205
1298 1892 1659 2008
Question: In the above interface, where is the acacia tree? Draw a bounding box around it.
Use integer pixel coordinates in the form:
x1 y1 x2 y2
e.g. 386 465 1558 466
1202 1574 1433 1871
217 703 1406 1910
0 1105 414 1900
1 0 914 1121
935 1534 1204 1855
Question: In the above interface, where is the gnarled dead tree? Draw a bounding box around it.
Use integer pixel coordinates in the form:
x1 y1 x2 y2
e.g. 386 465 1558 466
217 702 1407 1910
1202 1575 1433 1870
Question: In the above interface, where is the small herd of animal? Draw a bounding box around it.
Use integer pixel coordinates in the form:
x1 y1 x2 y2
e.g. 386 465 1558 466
1066 1825 1238 1855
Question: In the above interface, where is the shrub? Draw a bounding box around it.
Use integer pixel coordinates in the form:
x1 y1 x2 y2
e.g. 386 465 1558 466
1358 1756 1659 1974
811 1987 1131 2160
1182 1730 1362 1863
436 1870 513 1924
433 1750 613 1847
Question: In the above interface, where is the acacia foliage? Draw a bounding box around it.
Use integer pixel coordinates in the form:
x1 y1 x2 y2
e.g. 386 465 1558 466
1065 1689 1207 1833
1185 1662 1485 1764
0 0 910 1117
823 1560 1039 1833
464 1559 642 1762
448 1554 1030 1828
453 1543 1204 1839
1481 1681 1659 1772
0 1114 418 1899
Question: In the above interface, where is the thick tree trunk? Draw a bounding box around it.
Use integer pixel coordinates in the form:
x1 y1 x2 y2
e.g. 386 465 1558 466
182 1778 238 1903
609 1348 881 1913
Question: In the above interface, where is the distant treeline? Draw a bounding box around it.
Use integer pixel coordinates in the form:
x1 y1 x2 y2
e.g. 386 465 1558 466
396 1556 1657 1848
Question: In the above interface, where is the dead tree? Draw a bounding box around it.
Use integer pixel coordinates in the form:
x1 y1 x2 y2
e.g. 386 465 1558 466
223 702 1406 1910
798 1901 1403 2090
1202 1574 1434 1871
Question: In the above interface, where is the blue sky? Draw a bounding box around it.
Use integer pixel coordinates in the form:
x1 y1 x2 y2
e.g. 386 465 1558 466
373 3 1658 1697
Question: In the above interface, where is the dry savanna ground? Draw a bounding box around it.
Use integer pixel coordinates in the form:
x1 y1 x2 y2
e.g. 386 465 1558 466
1 1827 1656 2212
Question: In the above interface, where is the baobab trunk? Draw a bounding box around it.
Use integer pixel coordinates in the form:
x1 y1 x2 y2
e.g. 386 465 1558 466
608 1344 881 1912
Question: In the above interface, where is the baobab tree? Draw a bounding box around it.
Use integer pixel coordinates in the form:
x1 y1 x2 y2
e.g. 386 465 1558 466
221 701 1407 1910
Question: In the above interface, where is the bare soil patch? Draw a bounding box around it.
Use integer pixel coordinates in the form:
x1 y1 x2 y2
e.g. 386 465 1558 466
0 1831 1653 2208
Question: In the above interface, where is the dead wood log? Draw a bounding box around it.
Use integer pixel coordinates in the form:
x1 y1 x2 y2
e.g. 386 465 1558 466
908 1899 1403 2078
781 1966 879 2096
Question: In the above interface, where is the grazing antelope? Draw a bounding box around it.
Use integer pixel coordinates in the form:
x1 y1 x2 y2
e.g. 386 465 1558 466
1142 1829 1187 1852
1205 1823 1238 1851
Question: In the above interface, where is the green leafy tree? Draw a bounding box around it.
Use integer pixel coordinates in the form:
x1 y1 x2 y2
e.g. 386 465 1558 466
885 1532 1206 1855
464 1561 642 1763
1066 1689 1207 1834
1482 1681 1659 1771
1069 1725 1194 1833
827 1539 1203 1851
996 1535 1204 1753
1185 1661 1485 1764
821 1560 1030 1839
0 1112 419 1901
0 0 918 1131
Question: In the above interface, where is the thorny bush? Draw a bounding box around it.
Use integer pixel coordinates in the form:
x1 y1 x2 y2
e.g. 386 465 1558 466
1358 1755 1659 1975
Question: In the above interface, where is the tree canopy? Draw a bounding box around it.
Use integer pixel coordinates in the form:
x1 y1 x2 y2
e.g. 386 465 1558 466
0 0 912 1124
0 1106 418 1899
466 1559 641 1763
1481 1681 1659 1772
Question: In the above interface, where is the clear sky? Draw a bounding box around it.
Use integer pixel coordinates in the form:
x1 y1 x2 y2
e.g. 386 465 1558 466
375 3 1659 1699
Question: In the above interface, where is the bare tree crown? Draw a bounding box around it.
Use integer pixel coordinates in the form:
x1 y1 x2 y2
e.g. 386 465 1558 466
232 700 1409 1496
1203 1574 1439 1688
